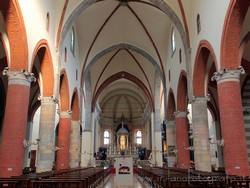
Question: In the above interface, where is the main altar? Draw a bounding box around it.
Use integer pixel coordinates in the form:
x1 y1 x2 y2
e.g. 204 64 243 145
105 144 140 166
97 114 148 166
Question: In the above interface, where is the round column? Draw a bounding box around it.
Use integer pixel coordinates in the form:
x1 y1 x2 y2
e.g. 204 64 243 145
212 67 249 176
191 95 211 172
36 96 57 173
0 69 35 177
69 120 81 168
166 121 176 167
56 110 72 170
174 111 190 169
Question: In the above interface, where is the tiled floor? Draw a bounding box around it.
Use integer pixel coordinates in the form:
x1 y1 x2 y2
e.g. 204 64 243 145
100 173 148 188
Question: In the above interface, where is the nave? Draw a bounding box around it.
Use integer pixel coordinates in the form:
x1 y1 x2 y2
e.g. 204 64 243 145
1 165 250 188
101 174 146 188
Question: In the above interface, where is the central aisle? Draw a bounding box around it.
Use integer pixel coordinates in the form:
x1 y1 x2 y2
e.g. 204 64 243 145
100 174 147 188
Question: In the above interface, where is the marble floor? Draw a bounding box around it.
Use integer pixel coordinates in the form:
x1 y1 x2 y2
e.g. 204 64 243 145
98 174 148 188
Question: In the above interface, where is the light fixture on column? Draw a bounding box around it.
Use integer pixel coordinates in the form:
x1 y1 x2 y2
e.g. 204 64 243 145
2 67 9 75
48 143 64 151
243 107 250 113
79 120 84 125
183 142 194 151
209 138 224 147
52 146 61 151
169 147 178 154
23 138 40 148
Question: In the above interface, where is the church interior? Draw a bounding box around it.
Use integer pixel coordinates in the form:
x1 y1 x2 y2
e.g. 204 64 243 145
0 0 250 187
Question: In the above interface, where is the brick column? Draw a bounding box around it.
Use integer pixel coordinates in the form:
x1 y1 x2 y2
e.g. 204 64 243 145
56 110 72 170
36 96 57 173
190 95 211 172
69 120 80 168
174 111 190 169
0 68 35 177
212 67 249 176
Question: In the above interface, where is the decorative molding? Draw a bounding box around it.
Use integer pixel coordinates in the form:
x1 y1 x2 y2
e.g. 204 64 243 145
23 138 40 148
58 110 72 118
211 66 245 82
173 111 189 118
188 94 210 104
209 138 224 147
3 67 36 86
38 95 59 104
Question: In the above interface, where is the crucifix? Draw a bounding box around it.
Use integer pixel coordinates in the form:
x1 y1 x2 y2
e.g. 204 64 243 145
152 146 160 166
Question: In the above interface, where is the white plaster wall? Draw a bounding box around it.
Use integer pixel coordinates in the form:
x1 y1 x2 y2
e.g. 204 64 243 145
19 0 57 71
165 23 186 104
188 0 230 71
60 22 81 102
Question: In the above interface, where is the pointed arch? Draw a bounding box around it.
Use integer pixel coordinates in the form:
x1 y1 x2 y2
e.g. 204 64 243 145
221 0 250 68
167 88 176 121
92 71 154 112
32 40 54 96
0 0 28 70
71 88 80 121
0 33 10 67
177 71 188 111
60 69 70 111
193 40 218 96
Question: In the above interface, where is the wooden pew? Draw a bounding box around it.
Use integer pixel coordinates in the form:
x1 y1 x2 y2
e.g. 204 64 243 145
137 166 250 188
0 167 110 188
30 179 85 188
0 180 19 188
29 167 107 188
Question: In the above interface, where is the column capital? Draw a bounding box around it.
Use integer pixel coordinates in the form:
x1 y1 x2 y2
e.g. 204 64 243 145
58 110 72 118
188 94 210 104
211 66 245 83
174 111 189 118
38 95 59 104
3 67 36 86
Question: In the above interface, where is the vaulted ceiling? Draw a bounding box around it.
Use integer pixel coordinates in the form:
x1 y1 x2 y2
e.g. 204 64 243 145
71 0 179 125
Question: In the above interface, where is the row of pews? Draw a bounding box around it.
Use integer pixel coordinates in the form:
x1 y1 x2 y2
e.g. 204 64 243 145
0 166 110 188
137 166 250 188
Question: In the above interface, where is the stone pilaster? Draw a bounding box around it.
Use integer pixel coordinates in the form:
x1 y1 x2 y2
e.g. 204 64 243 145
36 96 57 173
23 121 34 168
0 68 35 177
151 112 163 166
166 121 176 167
212 67 249 176
167 121 175 146
69 120 81 168
80 131 92 167
190 96 211 172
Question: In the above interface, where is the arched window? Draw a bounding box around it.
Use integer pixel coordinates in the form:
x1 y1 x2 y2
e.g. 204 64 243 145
104 130 110 145
171 28 176 55
70 26 75 55
64 47 67 62
46 12 50 32
179 49 182 63
197 14 201 34
136 130 142 145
